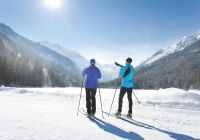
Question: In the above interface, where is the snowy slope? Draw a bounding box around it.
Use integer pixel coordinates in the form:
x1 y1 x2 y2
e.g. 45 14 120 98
0 23 81 77
40 41 118 81
40 41 89 70
0 23 118 82
0 87 199 140
142 31 200 66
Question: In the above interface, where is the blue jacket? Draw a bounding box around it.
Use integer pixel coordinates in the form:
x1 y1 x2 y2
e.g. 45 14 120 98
82 65 101 89
118 63 135 88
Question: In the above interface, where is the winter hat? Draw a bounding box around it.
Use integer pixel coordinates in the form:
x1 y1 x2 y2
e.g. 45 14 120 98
126 57 132 63
90 59 96 65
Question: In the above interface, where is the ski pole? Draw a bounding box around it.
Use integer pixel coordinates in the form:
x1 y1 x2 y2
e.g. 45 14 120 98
77 77 84 116
108 78 120 117
132 90 141 104
98 83 104 119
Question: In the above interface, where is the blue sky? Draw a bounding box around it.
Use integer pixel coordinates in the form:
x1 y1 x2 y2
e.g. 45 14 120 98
0 0 200 66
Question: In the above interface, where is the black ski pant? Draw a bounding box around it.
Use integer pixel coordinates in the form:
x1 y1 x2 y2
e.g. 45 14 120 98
118 87 133 114
85 88 97 114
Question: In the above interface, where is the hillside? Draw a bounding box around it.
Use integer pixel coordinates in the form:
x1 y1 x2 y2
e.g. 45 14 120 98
0 23 81 87
103 31 200 89
40 41 118 81
0 23 118 87
135 39 200 89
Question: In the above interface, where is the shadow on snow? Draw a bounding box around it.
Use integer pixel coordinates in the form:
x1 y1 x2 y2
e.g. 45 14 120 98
89 117 144 140
118 117 197 140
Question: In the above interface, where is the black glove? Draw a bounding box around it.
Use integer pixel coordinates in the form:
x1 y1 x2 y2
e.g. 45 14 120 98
115 62 119 66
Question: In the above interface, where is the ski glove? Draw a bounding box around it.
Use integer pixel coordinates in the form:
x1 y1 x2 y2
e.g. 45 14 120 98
115 62 120 66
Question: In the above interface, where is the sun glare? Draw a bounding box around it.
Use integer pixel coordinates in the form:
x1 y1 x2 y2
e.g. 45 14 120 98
44 0 62 9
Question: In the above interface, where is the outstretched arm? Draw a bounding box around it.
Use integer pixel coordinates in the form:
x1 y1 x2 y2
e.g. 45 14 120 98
115 62 124 69
118 64 124 69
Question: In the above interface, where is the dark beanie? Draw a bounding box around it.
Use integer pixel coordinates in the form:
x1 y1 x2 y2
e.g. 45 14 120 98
126 57 132 63
90 59 95 65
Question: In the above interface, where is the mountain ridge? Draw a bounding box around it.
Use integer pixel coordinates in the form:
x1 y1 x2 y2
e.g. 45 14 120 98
103 31 200 89
140 31 200 67
0 23 81 87
0 23 118 86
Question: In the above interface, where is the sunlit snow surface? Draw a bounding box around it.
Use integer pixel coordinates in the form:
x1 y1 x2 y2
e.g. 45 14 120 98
0 87 199 140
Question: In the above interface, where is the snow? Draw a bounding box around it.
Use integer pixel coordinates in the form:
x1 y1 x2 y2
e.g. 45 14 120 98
142 31 200 66
197 31 200 40
0 23 82 77
40 41 89 70
40 41 118 81
0 87 200 140
17 53 21 58
1 23 118 82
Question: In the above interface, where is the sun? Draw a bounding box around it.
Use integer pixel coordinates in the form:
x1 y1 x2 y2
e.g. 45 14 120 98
44 0 62 9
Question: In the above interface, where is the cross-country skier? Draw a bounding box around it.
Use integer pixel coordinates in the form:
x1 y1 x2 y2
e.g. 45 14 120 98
114 58 135 118
82 59 102 117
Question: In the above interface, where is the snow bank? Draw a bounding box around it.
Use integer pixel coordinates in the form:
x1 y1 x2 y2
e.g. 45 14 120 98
1 87 200 110
136 88 200 110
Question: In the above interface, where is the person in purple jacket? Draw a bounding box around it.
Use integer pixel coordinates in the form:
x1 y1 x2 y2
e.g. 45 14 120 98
82 59 101 117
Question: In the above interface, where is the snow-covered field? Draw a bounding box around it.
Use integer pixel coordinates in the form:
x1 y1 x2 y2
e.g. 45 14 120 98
0 87 200 140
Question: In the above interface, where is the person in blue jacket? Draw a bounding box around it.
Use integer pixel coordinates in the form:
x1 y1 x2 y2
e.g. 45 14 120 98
114 58 135 118
82 59 101 117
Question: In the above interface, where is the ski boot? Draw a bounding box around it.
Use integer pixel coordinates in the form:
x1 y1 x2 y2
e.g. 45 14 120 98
115 111 121 117
127 113 132 119
91 113 95 117
87 113 92 118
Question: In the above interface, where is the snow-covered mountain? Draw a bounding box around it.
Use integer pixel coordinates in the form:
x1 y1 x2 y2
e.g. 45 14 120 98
0 23 81 76
40 41 118 81
105 31 200 89
141 31 200 66
0 23 117 86
0 23 82 86
40 41 89 69
134 31 200 89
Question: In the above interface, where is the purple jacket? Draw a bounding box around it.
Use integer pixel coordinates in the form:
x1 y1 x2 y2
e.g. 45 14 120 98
82 65 101 89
